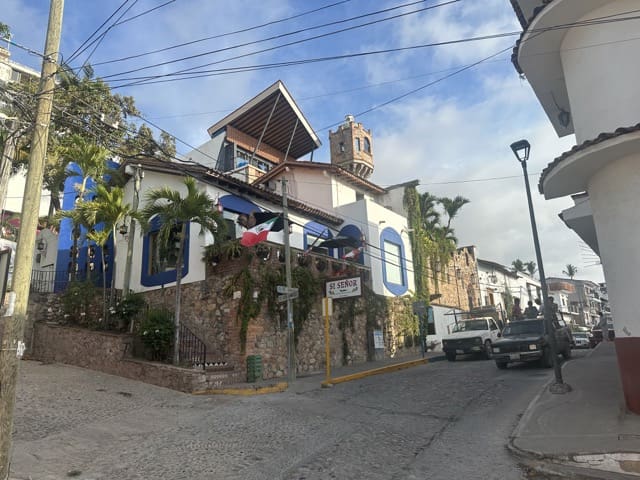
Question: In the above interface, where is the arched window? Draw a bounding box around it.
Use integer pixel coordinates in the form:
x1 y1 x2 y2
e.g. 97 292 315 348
380 227 408 296
355 138 361 151
364 137 371 153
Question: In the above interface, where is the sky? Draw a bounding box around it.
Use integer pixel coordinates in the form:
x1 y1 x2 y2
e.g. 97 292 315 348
2 0 604 283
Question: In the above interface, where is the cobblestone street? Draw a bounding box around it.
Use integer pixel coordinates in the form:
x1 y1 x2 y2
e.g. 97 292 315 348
10 356 560 479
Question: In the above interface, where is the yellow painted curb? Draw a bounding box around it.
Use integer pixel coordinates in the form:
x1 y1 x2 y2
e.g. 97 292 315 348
321 358 428 386
192 381 288 396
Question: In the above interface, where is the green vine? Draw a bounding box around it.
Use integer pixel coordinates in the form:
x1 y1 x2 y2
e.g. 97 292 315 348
291 266 321 344
224 267 261 353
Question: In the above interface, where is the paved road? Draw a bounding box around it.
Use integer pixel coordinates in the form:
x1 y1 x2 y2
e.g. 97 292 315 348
10 350 590 479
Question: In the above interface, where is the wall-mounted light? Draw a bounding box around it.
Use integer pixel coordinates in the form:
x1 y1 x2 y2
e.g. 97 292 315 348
37 239 46 251
119 224 128 236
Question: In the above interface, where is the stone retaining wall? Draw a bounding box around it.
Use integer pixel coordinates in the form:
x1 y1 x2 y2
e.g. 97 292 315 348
31 323 242 392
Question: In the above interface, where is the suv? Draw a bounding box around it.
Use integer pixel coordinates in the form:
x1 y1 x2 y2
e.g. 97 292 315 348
492 317 572 369
441 317 502 361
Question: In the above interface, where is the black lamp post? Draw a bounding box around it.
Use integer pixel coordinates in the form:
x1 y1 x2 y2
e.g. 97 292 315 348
510 139 571 394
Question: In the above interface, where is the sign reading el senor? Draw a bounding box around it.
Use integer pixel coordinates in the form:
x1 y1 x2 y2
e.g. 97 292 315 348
326 276 362 299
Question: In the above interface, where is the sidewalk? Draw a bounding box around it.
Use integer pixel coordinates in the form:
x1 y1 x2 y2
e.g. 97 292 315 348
510 341 640 479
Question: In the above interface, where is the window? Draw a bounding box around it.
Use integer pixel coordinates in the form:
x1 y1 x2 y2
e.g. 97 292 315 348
141 217 190 287
364 137 371 153
383 240 403 285
355 138 361 151
339 141 345 153
148 228 181 275
355 192 364 201
223 218 236 241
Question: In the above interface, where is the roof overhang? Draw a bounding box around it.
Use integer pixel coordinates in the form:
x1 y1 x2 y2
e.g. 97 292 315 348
540 127 640 198
206 80 321 160
515 0 612 137
559 195 599 255
255 161 387 195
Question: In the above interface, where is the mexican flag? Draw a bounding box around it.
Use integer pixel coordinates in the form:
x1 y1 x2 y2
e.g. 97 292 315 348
240 215 279 247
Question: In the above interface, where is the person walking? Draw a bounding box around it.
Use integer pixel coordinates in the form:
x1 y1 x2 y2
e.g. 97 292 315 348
524 300 539 318
512 298 524 320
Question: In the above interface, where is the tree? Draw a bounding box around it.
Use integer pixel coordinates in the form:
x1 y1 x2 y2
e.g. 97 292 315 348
140 177 224 365
439 195 470 230
61 135 110 278
525 261 537 277
77 184 136 307
562 264 578 279
511 259 526 274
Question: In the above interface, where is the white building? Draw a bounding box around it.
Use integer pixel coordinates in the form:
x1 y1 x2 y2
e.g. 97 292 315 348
477 259 541 317
509 0 640 413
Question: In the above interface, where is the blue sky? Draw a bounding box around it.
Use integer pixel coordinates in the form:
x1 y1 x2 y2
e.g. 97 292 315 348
2 0 604 282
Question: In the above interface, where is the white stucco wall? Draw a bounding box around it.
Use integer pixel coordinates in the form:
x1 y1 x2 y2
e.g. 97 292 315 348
588 152 640 338
561 1 640 143
3 172 50 216
336 199 413 297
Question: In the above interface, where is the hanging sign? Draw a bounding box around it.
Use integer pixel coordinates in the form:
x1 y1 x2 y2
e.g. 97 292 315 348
325 276 362 299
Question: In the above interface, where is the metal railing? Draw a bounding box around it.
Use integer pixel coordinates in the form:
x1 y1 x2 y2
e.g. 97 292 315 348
179 323 207 370
30 269 92 293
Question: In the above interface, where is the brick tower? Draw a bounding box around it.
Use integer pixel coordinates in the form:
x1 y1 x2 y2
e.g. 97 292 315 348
329 115 374 179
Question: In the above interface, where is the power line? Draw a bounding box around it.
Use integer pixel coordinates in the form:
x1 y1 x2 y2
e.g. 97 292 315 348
102 0 462 83
90 0 354 68
107 9 640 90
66 0 133 64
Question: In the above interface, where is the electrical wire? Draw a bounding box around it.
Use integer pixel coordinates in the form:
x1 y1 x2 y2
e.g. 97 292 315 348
90 0 354 68
101 0 462 83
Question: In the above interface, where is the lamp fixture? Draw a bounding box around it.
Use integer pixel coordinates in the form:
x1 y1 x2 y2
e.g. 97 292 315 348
119 224 128 236
510 139 530 164
37 239 46 251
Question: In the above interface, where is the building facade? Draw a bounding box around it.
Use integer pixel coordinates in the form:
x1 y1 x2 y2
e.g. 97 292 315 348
510 0 640 412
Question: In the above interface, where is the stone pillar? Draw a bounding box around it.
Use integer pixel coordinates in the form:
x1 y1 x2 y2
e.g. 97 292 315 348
588 153 640 414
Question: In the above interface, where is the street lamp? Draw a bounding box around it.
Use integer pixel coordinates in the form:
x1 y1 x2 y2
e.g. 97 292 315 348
510 139 571 394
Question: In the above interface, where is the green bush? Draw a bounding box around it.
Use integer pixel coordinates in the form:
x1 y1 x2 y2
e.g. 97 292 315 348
112 293 147 331
138 309 174 361
61 281 99 326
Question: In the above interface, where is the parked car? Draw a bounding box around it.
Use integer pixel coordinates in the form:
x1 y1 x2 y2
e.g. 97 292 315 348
441 317 502 361
572 331 592 349
492 317 572 369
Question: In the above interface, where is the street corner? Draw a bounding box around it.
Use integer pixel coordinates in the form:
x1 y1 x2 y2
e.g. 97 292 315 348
192 381 288 396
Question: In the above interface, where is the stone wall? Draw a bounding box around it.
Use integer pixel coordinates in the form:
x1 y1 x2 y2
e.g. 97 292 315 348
427 246 481 311
24 247 422 385
31 323 242 392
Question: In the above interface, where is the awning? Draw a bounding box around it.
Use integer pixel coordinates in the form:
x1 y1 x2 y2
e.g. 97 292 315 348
318 224 362 249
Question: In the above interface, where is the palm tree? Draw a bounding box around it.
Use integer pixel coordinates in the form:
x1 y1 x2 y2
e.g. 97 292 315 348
61 135 110 278
511 259 526 274
140 177 224 365
439 195 470 230
525 261 537 277
562 264 578 279
419 192 441 231
86 228 111 323
78 184 135 306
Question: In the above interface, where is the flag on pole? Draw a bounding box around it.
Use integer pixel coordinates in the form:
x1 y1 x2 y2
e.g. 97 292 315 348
240 215 279 247
341 246 362 260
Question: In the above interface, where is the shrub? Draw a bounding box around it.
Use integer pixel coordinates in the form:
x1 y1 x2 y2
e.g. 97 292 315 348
112 293 147 331
138 309 174 361
61 281 99 326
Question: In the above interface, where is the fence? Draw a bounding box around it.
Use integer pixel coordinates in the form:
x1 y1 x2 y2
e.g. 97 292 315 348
179 323 207 370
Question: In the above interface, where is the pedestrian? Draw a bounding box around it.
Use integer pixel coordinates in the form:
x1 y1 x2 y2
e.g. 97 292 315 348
598 311 610 342
511 298 523 320
524 300 539 319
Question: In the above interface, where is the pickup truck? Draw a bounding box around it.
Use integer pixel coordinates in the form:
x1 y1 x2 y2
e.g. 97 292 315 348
441 317 502 361
492 317 572 369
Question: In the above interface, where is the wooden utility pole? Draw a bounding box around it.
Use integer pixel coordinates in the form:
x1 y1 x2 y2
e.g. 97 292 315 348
0 1 64 476
281 178 296 383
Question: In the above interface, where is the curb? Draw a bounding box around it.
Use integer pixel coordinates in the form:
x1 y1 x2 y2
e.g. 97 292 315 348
321 357 430 387
192 381 288 396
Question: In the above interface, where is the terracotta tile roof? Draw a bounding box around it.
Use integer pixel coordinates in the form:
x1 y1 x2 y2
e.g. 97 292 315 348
255 161 387 195
511 0 555 74
120 157 344 226
538 122 640 194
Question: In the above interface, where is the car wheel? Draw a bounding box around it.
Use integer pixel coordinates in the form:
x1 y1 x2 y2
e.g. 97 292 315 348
495 360 508 369
445 352 456 362
541 347 553 368
483 340 493 360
